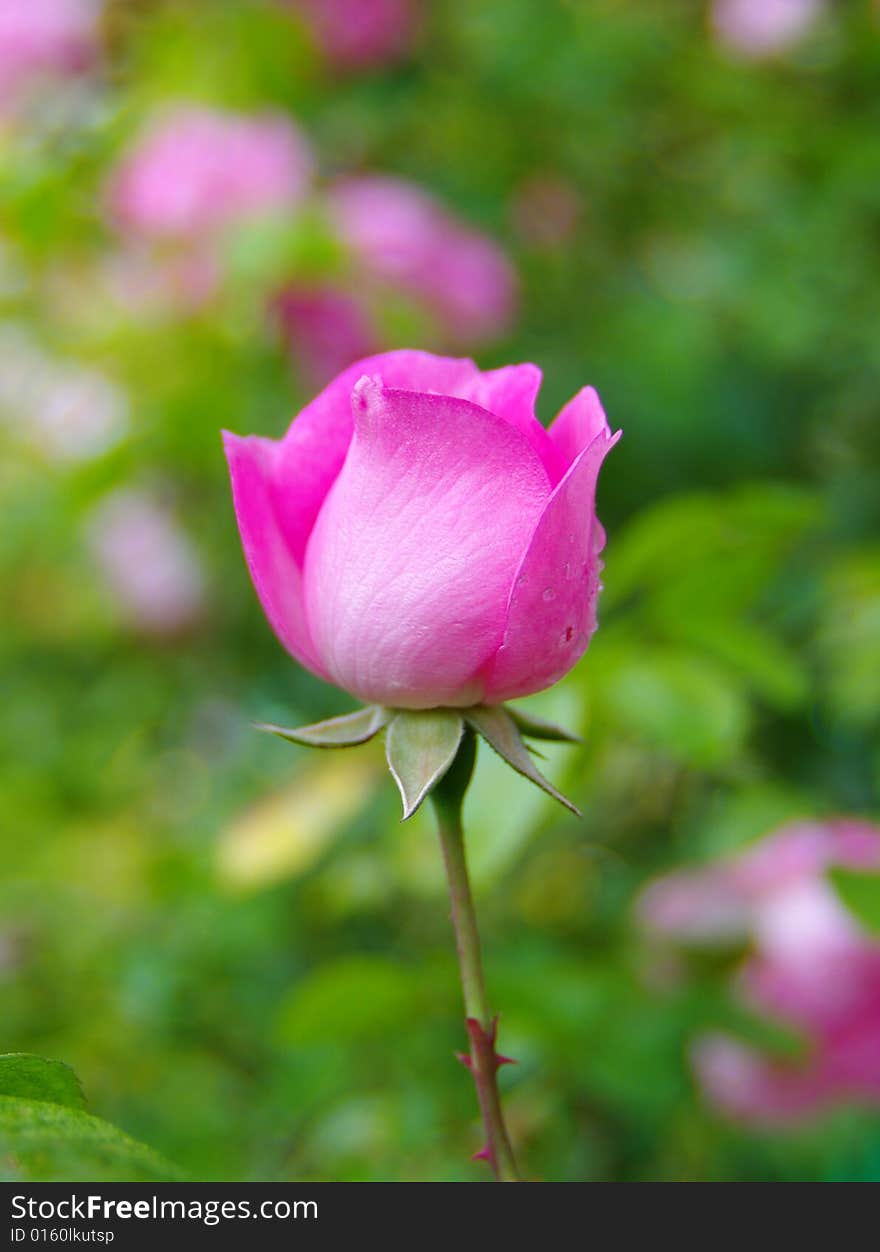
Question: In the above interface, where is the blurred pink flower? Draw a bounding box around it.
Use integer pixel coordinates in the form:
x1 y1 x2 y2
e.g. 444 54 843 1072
108 105 313 241
0 0 100 109
86 488 207 636
290 0 419 70
711 0 824 59
273 286 379 387
0 326 128 463
328 176 517 344
639 819 880 1125
102 245 220 319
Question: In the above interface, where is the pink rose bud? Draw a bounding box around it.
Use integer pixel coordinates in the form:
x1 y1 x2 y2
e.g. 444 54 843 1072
107 105 313 241
0 0 100 110
224 350 619 709
290 0 420 71
711 0 824 59
639 819 880 1124
328 177 517 343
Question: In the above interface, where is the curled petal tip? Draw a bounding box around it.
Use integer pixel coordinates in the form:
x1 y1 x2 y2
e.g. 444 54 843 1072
351 373 384 417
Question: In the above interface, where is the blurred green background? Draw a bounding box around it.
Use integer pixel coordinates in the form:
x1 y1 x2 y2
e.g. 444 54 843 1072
1 0 879 1181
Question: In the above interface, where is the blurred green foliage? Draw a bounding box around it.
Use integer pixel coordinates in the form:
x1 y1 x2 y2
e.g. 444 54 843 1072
1 0 879 1181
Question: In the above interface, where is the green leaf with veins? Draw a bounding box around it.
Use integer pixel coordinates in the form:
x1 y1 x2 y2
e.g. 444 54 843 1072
0 1054 85 1111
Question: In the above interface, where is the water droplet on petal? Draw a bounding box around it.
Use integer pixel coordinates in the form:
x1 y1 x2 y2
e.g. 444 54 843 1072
542 587 556 602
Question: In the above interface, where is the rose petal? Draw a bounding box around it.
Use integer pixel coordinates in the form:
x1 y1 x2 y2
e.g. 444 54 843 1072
223 431 328 677
304 377 551 707
458 363 565 484
547 385 611 472
275 349 483 564
483 423 620 703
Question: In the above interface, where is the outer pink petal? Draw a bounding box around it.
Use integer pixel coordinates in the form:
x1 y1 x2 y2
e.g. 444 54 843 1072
304 378 552 708
275 349 483 564
223 431 328 678
458 363 566 484
547 385 611 472
225 351 493 678
483 421 620 703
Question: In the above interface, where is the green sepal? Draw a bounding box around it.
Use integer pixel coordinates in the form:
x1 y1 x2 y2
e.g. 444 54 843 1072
507 705 582 743
254 704 390 748
385 710 464 820
252 699 580 818
465 705 581 816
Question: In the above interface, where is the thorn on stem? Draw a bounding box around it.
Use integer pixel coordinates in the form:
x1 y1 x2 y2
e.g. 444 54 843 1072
464 1016 518 1073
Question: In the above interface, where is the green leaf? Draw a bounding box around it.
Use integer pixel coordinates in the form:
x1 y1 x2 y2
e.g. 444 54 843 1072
828 868 880 935
678 619 808 712
507 704 582 743
0 1097 179 1182
603 485 820 612
465 706 580 816
255 705 390 749
0 1054 84 1111
818 548 880 729
598 648 750 768
385 710 464 819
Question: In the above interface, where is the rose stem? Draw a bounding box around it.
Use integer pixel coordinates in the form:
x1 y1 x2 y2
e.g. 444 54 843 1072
430 729 520 1183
